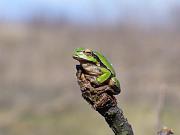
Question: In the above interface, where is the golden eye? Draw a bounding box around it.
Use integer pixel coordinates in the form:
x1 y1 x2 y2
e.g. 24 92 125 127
84 49 92 56
84 49 91 53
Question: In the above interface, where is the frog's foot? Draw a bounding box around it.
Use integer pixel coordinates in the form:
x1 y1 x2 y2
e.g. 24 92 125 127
108 77 121 95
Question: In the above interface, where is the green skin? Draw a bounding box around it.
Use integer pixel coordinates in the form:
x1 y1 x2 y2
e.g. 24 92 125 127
73 48 121 95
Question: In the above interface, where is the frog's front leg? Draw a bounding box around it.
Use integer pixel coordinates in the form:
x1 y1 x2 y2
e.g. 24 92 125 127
76 65 83 79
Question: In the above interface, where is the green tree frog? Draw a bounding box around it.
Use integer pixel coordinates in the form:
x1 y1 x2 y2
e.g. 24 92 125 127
73 47 121 95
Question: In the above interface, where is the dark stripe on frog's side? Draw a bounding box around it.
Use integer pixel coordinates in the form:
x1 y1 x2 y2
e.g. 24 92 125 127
93 51 116 76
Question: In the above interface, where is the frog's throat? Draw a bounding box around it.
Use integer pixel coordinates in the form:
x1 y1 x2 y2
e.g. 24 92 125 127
79 60 97 65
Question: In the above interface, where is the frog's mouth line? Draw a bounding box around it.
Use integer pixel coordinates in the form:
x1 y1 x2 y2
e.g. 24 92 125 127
72 55 81 60
73 55 86 61
73 55 91 64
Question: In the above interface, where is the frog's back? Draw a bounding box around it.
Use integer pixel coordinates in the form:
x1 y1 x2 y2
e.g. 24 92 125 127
94 51 116 76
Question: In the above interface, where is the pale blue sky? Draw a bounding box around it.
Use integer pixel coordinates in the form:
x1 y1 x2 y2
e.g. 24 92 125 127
0 0 180 24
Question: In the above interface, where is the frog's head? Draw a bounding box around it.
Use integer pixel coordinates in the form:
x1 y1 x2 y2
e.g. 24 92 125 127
73 48 98 63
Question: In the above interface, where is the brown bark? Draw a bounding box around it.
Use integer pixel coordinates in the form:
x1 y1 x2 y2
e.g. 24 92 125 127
75 65 134 135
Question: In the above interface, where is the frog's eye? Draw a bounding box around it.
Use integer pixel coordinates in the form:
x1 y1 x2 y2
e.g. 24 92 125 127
84 49 92 56
84 49 91 53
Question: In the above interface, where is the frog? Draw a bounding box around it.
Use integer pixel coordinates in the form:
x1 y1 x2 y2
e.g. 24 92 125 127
73 47 121 95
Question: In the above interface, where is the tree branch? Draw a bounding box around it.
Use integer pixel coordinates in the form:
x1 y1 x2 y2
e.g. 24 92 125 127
97 105 134 135
75 65 134 135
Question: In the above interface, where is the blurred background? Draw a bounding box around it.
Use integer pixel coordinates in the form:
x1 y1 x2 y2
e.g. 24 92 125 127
0 0 180 135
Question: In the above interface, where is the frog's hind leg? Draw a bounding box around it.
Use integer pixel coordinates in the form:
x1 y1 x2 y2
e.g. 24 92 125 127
96 67 111 84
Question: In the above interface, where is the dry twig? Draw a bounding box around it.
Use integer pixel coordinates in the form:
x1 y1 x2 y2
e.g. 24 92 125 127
75 65 134 135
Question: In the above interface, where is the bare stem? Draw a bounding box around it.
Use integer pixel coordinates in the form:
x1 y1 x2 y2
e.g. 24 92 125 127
75 65 134 135
97 105 134 135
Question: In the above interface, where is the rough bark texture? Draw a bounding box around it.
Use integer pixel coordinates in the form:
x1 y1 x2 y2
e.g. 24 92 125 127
97 106 134 135
75 65 134 135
